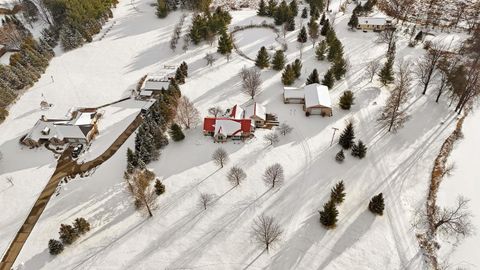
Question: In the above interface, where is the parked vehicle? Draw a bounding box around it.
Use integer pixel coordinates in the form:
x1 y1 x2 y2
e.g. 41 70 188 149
71 144 84 158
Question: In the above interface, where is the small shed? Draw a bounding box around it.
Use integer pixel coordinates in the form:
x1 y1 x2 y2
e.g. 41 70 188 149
283 87 305 104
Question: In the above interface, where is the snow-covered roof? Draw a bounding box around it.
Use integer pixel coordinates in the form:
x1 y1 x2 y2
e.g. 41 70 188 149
24 120 88 142
358 17 388 26
284 87 305 99
215 119 242 136
71 112 96 126
143 80 170 91
304 84 331 109
55 125 87 140
243 102 266 120
139 90 153 97
230 105 244 119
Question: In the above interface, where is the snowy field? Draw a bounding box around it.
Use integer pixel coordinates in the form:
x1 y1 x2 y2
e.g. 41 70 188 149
0 0 478 269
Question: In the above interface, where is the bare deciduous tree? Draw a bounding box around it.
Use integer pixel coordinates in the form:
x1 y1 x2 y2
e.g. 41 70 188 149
176 96 200 129
377 60 412 132
212 147 229 168
0 23 25 50
199 193 215 210
277 123 293 136
415 43 447 95
205 53 216 66
263 163 284 189
240 66 262 100
125 169 157 217
208 106 224 117
227 166 247 186
376 28 397 51
433 196 474 241
252 214 283 252
263 132 280 146
366 60 381 82
29 0 53 25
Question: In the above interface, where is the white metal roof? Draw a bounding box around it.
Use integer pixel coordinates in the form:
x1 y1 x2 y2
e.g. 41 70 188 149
284 87 305 99
71 112 96 126
304 84 332 109
143 80 170 91
56 125 87 139
215 119 241 136
243 102 266 120
358 17 387 26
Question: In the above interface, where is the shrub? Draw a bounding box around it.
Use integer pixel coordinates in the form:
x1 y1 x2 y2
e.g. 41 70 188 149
48 239 64 255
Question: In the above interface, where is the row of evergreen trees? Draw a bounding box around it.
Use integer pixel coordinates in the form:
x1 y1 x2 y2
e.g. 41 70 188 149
189 7 232 45
49 218 91 255
336 121 367 161
156 0 213 18
258 0 297 30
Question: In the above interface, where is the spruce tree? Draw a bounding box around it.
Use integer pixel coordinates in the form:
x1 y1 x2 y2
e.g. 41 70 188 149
328 39 343 62
306 69 320 85
308 18 320 46
320 19 330 36
379 55 395 85
155 179 166 195
320 13 326 25
281 64 296 85
274 0 289 25
156 0 169 18
59 224 79 245
180 61 188 77
297 26 308 43
48 239 64 255
339 90 355 110
301 7 308 18
369 193 385 215
330 181 346 205
335 149 345 162
351 140 367 159
169 123 185 141
289 0 298 16
319 200 338 228
338 121 355 149
285 12 295 31
321 68 335 88
257 0 267 16
316 40 327 60
348 12 359 29
292 59 302 78
267 0 277 17
310 6 319 20
217 30 233 55
271 50 286 70
332 56 347 80
175 68 185 84
255 46 270 69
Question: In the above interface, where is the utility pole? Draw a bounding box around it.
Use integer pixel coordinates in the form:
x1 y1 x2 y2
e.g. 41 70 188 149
330 127 339 146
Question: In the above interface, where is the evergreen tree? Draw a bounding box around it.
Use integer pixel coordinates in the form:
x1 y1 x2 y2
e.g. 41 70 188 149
255 46 270 69
169 123 185 141
281 64 296 85
292 59 302 78
257 0 267 16
285 14 295 31
369 193 385 215
338 121 355 149
335 149 345 162
301 7 308 18
48 239 64 255
271 50 286 70
332 56 347 80
379 55 395 85
321 68 335 88
310 6 319 20
320 13 326 25
319 200 338 228
308 18 320 46
217 30 233 55
274 0 290 25
306 69 320 85
189 14 206 45
351 140 367 159
175 68 185 84
289 0 298 16
59 224 79 245
320 19 330 36
327 39 343 62
316 40 327 60
155 179 166 195
339 90 354 110
297 26 308 43
157 0 169 18
330 181 346 205
348 11 359 29
73 218 91 235
180 61 188 77
266 0 277 17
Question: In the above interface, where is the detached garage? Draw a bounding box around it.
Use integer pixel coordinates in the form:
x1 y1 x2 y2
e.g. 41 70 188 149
304 84 332 116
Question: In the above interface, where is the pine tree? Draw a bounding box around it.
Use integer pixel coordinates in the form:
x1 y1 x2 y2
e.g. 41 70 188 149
285 13 295 31
320 19 330 36
157 0 169 18
48 239 64 255
180 61 188 77
301 7 308 18
332 56 347 80
175 68 185 84
169 123 185 141
351 140 367 159
271 50 286 70
338 121 355 149
321 68 335 88
297 26 308 43
257 0 267 16
255 46 270 69
266 0 277 17
292 59 302 78
189 14 206 45
59 224 79 245
155 179 166 195
327 39 343 62
308 18 320 46
319 200 338 228
289 0 298 16
73 218 91 235
281 64 296 85
339 90 354 110
379 55 395 85
348 11 359 29
320 13 326 25
330 181 346 205
306 69 320 85
316 40 327 60
310 6 319 20
369 193 385 215
274 0 290 25
335 149 345 162
217 30 233 55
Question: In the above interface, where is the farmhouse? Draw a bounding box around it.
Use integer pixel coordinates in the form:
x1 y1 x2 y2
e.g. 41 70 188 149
357 17 393 31
228 102 278 128
284 84 333 116
22 110 100 147
203 117 252 142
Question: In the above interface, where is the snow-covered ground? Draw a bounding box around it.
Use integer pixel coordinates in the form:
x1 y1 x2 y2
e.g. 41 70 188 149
0 0 478 269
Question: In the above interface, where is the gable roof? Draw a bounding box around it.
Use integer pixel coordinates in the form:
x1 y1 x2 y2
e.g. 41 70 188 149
243 102 266 120
284 87 305 99
358 17 388 26
304 84 332 109
203 117 252 136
